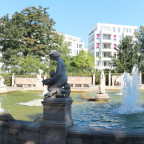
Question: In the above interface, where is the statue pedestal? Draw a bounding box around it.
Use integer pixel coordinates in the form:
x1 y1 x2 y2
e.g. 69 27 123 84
95 93 109 101
40 97 73 144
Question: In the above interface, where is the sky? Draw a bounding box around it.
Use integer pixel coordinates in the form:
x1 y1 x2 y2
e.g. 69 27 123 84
0 0 144 48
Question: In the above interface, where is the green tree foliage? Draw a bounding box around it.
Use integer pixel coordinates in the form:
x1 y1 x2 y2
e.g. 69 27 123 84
136 26 144 70
11 55 47 75
70 50 94 72
112 37 140 73
137 26 144 53
0 6 69 74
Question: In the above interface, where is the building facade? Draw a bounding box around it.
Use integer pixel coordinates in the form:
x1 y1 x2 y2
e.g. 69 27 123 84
88 23 137 70
62 33 88 57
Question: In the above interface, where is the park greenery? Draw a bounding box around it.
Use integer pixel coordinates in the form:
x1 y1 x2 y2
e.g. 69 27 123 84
1 6 144 85
0 6 94 76
111 26 144 73
112 37 140 73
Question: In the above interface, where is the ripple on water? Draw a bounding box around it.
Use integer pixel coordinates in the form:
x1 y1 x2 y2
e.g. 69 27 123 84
72 90 144 129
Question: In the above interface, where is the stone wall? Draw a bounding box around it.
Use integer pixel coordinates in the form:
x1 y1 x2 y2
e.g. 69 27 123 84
67 126 144 144
1 120 144 144
0 120 40 144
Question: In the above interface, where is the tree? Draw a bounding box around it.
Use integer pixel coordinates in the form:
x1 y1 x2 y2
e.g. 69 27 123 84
11 55 47 75
0 6 69 73
71 50 94 72
136 26 144 70
112 37 140 73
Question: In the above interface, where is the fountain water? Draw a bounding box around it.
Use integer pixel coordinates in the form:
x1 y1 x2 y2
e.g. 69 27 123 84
118 66 144 114
18 99 42 106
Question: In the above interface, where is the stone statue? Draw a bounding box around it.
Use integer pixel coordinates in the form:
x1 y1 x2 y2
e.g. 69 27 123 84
0 76 6 86
97 70 106 94
42 50 71 98
95 70 109 101
37 69 43 81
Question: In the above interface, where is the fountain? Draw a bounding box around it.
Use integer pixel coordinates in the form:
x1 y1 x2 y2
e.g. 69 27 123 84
82 70 109 101
18 99 42 106
117 66 144 114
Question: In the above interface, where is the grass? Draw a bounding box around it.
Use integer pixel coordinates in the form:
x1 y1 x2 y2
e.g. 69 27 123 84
0 91 43 121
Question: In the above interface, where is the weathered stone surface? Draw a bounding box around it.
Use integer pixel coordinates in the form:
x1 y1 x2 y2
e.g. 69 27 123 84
0 120 40 144
0 113 15 121
40 97 73 144
67 126 144 144
42 50 71 98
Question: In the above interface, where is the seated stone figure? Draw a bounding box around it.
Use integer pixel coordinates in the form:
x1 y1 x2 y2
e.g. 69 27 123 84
42 50 71 98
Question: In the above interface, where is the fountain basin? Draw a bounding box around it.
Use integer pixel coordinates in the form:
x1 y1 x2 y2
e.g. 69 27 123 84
95 93 109 101
81 91 109 101
0 90 144 129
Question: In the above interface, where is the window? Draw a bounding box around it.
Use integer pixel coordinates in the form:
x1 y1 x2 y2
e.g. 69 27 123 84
104 61 110 66
96 43 99 48
129 29 131 33
113 27 115 32
96 34 99 39
103 34 111 40
126 28 128 32
133 29 137 33
96 61 99 66
119 35 122 41
103 26 110 31
104 26 107 31
96 52 99 57
79 44 83 48
68 42 72 46
117 28 120 32
91 35 94 42
103 52 111 58
103 43 111 49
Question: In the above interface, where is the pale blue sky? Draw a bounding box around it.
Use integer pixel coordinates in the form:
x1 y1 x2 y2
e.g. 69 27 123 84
0 0 144 48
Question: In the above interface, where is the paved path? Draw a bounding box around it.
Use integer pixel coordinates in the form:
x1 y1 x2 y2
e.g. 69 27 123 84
2 84 144 94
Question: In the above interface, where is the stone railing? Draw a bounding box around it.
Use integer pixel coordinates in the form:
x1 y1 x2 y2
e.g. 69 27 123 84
68 76 92 88
13 77 37 87
12 76 93 88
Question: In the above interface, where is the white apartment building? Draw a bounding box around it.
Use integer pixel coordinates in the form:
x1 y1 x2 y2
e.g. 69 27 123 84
88 23 138 70
61 33 88 57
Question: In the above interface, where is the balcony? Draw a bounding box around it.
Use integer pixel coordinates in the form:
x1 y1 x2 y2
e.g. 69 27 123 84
101 57 112 61
101 48 112 52
101 39 112 43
